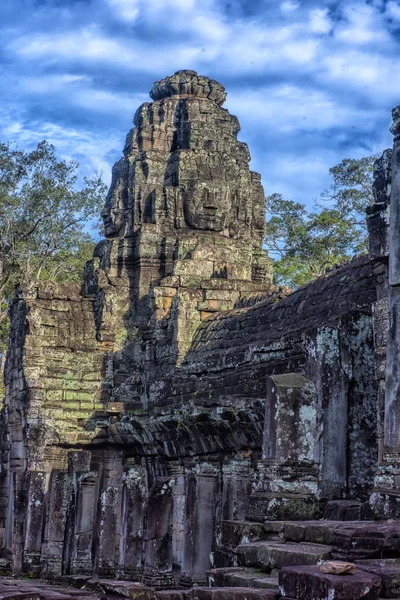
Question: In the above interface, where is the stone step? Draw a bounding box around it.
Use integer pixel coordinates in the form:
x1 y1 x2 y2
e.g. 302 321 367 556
356 563 400 598
155 592 191 600
87 579 154 599
330 521 400 561
283 520 374 545
192 589 279 600
216 521 280 551
279 565 381 600
0 591 41 600
236 541 332 570
208 567 278 590
323 500 372 521
0 560 12 576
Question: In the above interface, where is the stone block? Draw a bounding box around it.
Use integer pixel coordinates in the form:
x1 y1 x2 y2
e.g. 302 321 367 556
279 565 381 600
216 521 267 551
236 541 331 570
263 374 317 463
357 563 400 598
191 589 279 599
156 592 191 600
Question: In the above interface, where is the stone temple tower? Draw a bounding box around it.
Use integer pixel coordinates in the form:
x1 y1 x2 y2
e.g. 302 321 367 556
0 70 273 579
85 69 273 411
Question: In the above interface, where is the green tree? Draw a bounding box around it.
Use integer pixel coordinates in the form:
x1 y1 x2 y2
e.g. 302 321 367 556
0 140 107 359
265 155 376 289
321 155 376 226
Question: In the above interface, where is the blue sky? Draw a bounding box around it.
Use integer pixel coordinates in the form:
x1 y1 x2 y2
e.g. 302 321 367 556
1 0 400 208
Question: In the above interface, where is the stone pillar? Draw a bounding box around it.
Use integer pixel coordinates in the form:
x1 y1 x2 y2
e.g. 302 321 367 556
180 464 218 587
94 451 123 578
118 462 147 580
67 451 97 576
41 470 72 578
221 458 252 522
248 374 319 521
385 108 400 450
385 107 400 450
170 464 185 572
143 476 174 588
10 471 28 575
23 471 47 574
370 106 400 518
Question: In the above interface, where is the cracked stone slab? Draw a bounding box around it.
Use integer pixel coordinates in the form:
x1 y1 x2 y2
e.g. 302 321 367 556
279 565 381 600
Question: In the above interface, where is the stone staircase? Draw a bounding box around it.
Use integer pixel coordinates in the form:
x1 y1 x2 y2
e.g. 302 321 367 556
206 515 400 599
0 510 398 600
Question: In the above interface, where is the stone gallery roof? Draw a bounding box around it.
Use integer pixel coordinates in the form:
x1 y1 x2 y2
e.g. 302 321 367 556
183 255 385 373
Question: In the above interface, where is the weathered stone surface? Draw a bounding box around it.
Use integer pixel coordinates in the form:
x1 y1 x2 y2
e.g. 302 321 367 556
192 588 279 599
330 522 400 561
279 565 381 600
357 563 400 598
208 567 278 590
92 580 154 599
324 500 364 521
236 541 331 570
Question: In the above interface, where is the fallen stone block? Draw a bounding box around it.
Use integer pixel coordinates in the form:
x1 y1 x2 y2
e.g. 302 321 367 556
216 521 268 550
357 564 400 598
191 588 279 599
324 500 363 521
90 580 154 599
155 591 191 600
279 565 381 599
0 594 41 600
236 541 331 570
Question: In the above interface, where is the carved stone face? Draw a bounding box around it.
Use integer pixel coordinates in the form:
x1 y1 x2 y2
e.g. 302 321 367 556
102 159 129 237
102 171 128 237
183 183 232 232
101 200 125 237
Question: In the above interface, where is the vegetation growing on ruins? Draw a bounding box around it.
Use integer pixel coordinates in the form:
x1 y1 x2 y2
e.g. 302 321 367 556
265 155 376 288
0 140 106 360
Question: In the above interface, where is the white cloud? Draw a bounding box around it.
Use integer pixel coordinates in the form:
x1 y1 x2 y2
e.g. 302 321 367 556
0 112 119 186
386 1 400 21
227 84 380 134
105 0 197 22
1 0 398 210
334 3 390 45
106 0 139 21
11 28 140 68
280 1 299 14
309 8 332 34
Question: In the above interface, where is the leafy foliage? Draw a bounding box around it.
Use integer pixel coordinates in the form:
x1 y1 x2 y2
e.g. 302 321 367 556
0 140 107 359
265 155 376 289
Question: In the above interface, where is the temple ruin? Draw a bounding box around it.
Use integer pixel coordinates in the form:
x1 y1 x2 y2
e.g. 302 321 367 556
0 70 399 600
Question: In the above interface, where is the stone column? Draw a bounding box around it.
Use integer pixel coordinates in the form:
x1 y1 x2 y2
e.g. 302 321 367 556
370 106 400 519
221 459 252 522
94 451 123 577
248 373 319 521
180 464 218 587
41 470 72 578
118 461 147 580
23 471 47 575
143 476 174 588
170 464 185 572
385 105 400 450
67 451 97 576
